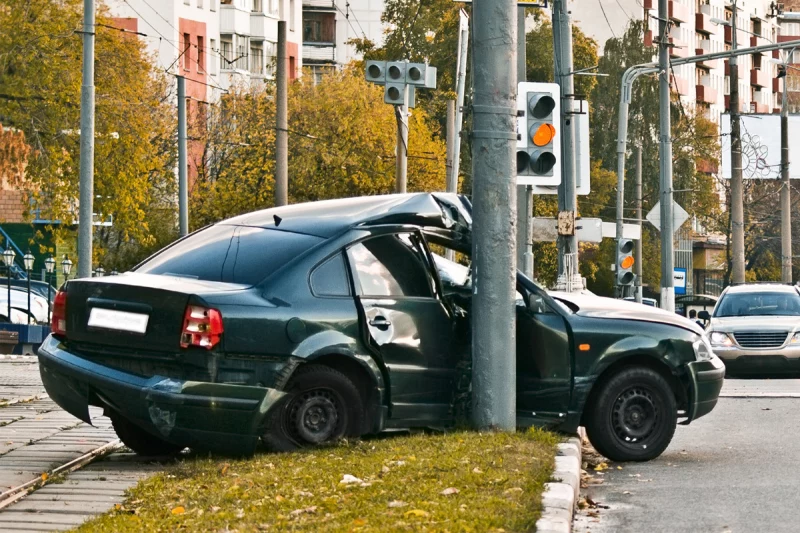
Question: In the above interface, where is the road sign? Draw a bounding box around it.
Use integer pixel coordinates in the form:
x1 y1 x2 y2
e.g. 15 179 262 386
532 217 639 243
674 268 687 295
455 0 547 5
601 222 642 240
646 200 690 233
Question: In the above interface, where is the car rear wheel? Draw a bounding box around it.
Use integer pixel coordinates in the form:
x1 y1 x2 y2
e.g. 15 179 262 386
278 365 363 448
585 367 677 462
111 415 185 457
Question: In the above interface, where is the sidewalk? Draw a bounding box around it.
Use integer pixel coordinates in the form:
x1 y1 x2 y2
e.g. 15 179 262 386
0 357 159 532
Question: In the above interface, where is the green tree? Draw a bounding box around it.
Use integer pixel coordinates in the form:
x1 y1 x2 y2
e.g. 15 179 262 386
0 1 177 271
191 69 447 228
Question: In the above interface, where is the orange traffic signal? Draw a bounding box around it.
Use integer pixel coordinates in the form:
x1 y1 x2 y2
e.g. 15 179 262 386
620 255 635 270
531 123 556 147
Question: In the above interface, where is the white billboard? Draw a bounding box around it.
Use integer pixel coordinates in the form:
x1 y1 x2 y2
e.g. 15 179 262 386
721 113 800 179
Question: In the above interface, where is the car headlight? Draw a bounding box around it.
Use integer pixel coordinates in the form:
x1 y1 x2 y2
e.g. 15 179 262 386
790 332 800 345
709 331 734 347
693 337 715 361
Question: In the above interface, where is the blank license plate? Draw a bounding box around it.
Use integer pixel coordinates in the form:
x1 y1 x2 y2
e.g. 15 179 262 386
87 308 149 334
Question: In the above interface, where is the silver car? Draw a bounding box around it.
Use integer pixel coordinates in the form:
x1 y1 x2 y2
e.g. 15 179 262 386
706 283 800 374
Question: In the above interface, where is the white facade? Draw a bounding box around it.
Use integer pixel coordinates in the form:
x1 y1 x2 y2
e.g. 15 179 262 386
643 0 781 123
302 0 385 81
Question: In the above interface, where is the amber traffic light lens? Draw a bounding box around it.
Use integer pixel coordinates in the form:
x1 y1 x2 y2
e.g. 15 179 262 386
620 256 635 269
531 123 556 147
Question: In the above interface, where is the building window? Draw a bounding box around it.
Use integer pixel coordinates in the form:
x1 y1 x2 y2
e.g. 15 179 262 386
237 38 248 70
197 36 205 72
253 0 262 11
183 33 191 71
210 0 217 11
290 0 296 31
303 12 335 43
210 38 217 74
268 0 278 15
220 38 233 70
184 0 190 4
250 44 264 75
264 41 276 78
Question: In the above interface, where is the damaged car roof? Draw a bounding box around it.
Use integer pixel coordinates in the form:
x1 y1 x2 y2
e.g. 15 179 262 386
221 193 471 238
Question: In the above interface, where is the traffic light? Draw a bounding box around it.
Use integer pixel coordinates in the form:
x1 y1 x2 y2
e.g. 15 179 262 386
516 82 561 187
365 60 386 84
616 239 635 286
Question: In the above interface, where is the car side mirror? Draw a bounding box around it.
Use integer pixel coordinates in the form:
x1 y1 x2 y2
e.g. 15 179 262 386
698 310 711 321
529 295 548 314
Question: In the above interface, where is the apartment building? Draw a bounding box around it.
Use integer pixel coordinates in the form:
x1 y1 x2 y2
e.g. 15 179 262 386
643 0 782 121
302 0 385 82
778 1 800 112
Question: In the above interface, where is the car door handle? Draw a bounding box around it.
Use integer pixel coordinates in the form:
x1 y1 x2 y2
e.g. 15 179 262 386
369 316 392 329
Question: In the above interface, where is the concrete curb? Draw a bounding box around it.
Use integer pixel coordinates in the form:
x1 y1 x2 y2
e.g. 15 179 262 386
535 436 581 533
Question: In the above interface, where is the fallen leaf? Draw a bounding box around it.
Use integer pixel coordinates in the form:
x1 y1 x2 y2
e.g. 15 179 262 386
171 506 185 515
623 491 632 495
236 508 245 518
296 490 313 498
616 466 623 470
388 500 407 508
472 467 484 474
504 487 524 494
353 518 367 526
275 495 285 502
762 407 771 411
381 466 390 474
220 463 230 476
211 506 221 513
404 509 430 518
441 487 460 496
594 462 608 472
289 506 317 517
40 473 48 482
340 474 364 485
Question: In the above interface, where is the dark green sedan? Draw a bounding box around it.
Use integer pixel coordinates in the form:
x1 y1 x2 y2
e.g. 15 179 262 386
38 193 724 461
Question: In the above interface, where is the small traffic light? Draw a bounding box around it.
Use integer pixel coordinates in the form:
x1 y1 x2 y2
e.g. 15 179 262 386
406 63 438 89
384 83 416 107
616 239 635 286
516 82 561 187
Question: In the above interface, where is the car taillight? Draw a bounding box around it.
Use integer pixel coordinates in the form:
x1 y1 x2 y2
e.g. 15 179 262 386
52 290 67 337
180 305 223 349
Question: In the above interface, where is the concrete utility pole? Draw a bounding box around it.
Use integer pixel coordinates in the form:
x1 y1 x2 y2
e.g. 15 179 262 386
635 144 643 303
470 0 517 431
395 85 410 193
781 65 792 283
77 0 95 279
553 0 578 289
730 0 745 284
657 0 675 312
517 6 534 277
275 21 289 206
177 76 188 237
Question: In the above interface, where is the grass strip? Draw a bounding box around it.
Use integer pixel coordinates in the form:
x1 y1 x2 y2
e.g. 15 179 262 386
76 428 558 532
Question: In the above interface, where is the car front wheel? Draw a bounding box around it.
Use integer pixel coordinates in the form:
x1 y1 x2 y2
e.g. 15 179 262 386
584 367 677 462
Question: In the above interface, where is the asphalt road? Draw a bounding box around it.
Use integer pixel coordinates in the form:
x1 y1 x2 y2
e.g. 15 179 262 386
575 377 800 533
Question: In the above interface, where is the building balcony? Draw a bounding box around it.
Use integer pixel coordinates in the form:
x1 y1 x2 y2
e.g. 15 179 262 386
750 35 770 47
302 43 335 63
724 25 731 44
302 0 335 9
750 101 770 113
251 12 278 41
774 77 784 93
697 84 718 104
724 95 748 113
643 0 653 9
668 0 690 23
750 68 771 87
671 73 690 96
696 12 715 34
220 4 251 35
644 30 653 48
669 37 688 59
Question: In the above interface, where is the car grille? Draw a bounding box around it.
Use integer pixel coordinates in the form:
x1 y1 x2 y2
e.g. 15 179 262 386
733 331 789 348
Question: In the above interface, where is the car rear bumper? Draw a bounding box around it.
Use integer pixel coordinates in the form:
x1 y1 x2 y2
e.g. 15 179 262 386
683 357 725 424
37 335 286 455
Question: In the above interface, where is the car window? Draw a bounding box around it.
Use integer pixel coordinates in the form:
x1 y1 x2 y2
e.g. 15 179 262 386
310 253 351 297
714 291 800 317
348 233 434 298
137 225 322 286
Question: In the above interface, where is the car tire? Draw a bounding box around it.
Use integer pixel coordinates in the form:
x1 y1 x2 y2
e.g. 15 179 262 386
276 365 364 448
585 367 677 462
111 415 185 457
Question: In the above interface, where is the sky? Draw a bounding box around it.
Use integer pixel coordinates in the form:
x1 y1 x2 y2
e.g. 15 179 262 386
570 0 641 53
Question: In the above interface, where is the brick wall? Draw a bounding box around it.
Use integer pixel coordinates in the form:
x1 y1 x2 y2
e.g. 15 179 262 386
0 189 25 223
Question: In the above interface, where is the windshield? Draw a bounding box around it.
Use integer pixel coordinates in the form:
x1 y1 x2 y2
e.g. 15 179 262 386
136 225 323 286
714 291 800 317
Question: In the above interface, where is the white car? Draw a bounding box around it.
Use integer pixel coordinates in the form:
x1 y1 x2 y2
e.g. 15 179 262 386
0 288 50 324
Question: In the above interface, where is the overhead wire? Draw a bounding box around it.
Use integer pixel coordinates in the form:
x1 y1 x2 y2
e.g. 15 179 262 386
597 0 617 39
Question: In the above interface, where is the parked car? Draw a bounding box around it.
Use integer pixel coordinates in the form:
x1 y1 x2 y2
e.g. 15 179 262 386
705 283 800 375
0 287 50 324
37 193 725 462
0 277 57 304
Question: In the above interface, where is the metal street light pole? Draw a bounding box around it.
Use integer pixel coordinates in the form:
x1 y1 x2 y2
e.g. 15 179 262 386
470 0 517 431
3 249 15 322
45 256 55 324
23 252 34 325
62 256 73 283
728 0 745 284
657 0 675 311
781 60 792 283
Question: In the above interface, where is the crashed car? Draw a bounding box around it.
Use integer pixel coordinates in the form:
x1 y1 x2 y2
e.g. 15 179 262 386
38 193 724 461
